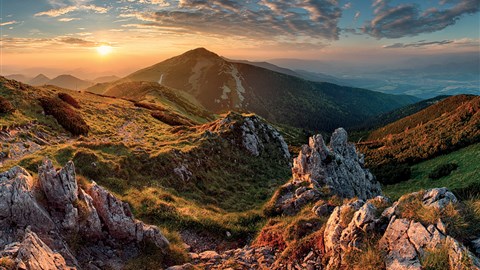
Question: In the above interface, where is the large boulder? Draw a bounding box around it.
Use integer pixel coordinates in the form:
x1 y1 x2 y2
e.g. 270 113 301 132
292 128 381 200
38 159 78 210
88 182 169 249
206 112 290 161
0 166 55 236
11 228 73 270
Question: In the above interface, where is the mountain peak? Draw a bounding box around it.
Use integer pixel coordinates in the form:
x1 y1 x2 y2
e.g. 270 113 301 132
33 74 49 79
181 47 220 58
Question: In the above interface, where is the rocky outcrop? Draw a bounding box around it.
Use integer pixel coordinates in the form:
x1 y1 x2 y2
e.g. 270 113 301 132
4 228 73 270
89 183 169 248
205 112 290 161
0 158 170 269
174 188 480 270
292 128 381 200
268 129 381 216
0 166 55 236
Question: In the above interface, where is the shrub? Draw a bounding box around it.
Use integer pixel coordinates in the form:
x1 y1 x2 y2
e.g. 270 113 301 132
371 163 411 185
397 192 440 225
38 97 89 136
58 92 81 109
151 111 192 126
420 243 449 270
428 163 458 179
0 96 15 114
0 257 15 269
252 220 287 251
351 245 385 270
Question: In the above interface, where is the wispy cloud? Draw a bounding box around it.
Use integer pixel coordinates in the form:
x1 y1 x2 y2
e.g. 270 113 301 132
363 0 479 38
383 38 479 48
123 0 343 41
59 37 97 46
1 36 101 50
0 21 18 27
35 5 107 17
354 11 361 21
383 40 454 48
58 17 81 22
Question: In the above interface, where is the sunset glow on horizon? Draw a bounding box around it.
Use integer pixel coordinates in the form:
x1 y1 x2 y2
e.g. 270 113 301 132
1 0 478 78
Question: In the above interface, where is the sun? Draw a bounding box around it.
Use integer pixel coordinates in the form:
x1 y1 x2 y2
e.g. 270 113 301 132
96 45 113 56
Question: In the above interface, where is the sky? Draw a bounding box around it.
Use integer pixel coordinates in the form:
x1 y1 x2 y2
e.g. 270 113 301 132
0 0 479 78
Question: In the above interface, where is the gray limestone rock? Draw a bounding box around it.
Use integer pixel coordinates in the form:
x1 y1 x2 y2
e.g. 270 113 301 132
292 128 381 200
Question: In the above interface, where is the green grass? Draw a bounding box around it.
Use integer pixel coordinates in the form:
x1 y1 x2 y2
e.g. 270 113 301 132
383 143 480 200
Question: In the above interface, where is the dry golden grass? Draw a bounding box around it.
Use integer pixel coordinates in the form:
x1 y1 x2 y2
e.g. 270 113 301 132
0 257 15 270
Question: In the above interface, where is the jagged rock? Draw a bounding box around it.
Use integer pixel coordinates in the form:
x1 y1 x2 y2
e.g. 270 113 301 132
446 236 480 270
38 159 78 210
14 228 72 270
88 182 169 249
0 166 55 234
173 165 193 182
76 188 102 239
422 187 457 209
339 197 388 250
0 159 170 269
198 250 221 260
379 217 423 270
37 158 102 237
312 201 334 217
292 128 381 200
323 200 364 269
208 112 290 161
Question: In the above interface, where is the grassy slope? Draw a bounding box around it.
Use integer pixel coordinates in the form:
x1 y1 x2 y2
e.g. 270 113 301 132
358 95 480 168
0 76 291 246
368 95 477 140
383 143 480 200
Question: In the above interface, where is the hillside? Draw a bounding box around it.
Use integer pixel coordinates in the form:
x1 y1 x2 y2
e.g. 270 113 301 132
368 95 477 140
383 143 480 200
357 95 479 184
0 77 293 261
4 74 30 83
28 74 51 86
355 95 450 132
93 75 120 83
48 74 94 90
1 76 479 269
88 48 419 132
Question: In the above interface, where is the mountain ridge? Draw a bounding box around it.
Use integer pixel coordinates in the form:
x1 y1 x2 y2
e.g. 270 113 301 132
88 47 420 132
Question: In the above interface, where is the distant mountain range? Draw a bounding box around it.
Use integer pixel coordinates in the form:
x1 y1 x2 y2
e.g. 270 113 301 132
87 47 419 132
4 73 119 90
269 53 480 99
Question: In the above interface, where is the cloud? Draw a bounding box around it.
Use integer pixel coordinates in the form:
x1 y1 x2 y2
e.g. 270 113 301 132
59 37 97 47
35 5 107 17
354 11 361 21
383 40 454 48
0 36 102 51
0 21 18 27
343 28 362 35
58 17 81 22
363 0 479 38
382 38 479 49
35 6 77 17
125 0 343 41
